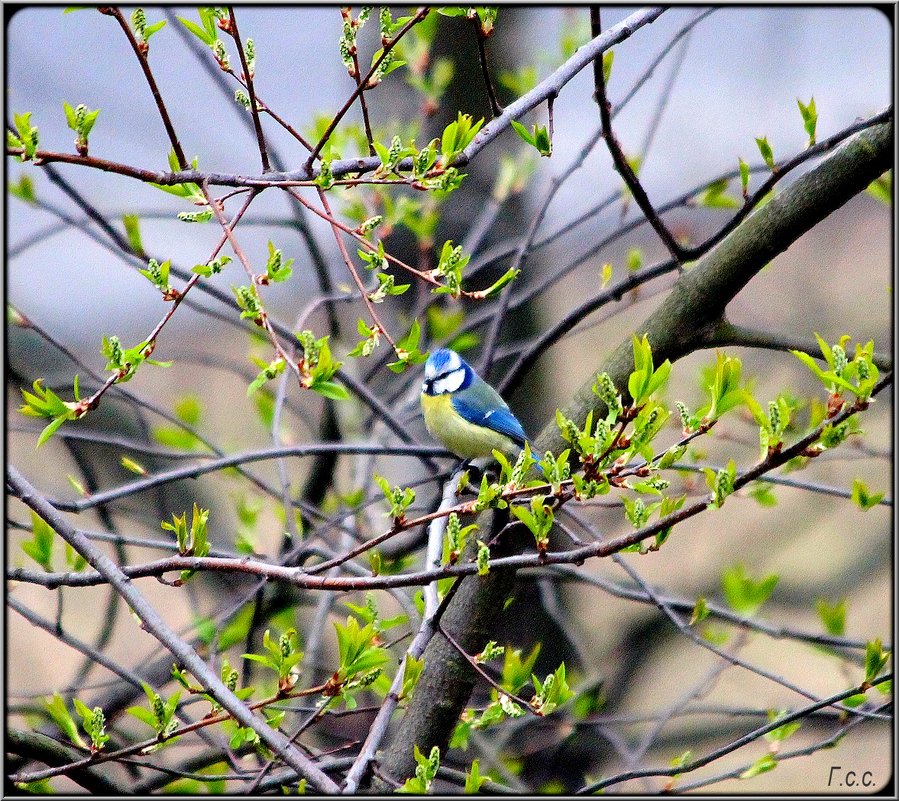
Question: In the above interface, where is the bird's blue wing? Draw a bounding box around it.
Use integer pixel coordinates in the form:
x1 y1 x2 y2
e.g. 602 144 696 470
451 390 527 446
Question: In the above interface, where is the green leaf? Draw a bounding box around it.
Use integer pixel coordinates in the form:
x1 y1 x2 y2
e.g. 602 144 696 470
764 709 801 744
174 394 201 425
700 178 740 209
45 693 86 749
13 111 39 160
867 171 891 205
388 318 428 373
851 478 884 511
671 750 693 772
721 564 778 616
64 541 87 572
440 112 484 164
689 597 709 625
701 352 747 420
426 305 464 341
398 745 440 793
510 119 551 156
815 597 846 636
502 644 540 694
498 65 538 96
120 455 147 475
740 752 777 779
471 267 519 300
73 699 109 750
401 654 424 700
122 214 144 254
63 101 77 130
311 380 349 400
464 759 487 793
217 605 256 652
530 662 573 715
738 157 750 198
8 174 37 204
797 96 817 145
22 510 56 572
602 49 614 84
476 540 490 574
755 136 775 170
864 639 890 684
177 14 216 46
748 483 777 507
127 703 160 730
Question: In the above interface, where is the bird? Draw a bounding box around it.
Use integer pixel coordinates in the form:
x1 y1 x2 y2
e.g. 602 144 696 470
420 348 530 462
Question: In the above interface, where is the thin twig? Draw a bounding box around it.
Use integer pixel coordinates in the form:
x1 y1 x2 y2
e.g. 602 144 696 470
7 466 341 793
227 7 270 171
472 15 502 117
579 675 892 793
305 7 430 169
106 6 188 168
590 6 683 261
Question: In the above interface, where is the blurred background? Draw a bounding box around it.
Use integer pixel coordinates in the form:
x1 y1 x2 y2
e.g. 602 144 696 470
6 6 892 793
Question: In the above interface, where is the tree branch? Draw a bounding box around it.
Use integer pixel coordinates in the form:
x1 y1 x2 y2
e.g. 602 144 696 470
706 319 893 372
472 15 502 117
591 6 684 261
368 114 893 791
106 6 188 169
6 466 341 793
227 7 270 171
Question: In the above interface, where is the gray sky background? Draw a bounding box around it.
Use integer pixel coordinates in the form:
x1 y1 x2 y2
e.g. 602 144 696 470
6 6 892 354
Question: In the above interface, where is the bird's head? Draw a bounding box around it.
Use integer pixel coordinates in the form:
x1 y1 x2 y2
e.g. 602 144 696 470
422 348 473 396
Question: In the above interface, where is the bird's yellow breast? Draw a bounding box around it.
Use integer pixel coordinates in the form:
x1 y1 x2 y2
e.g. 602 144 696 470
421 392 520 460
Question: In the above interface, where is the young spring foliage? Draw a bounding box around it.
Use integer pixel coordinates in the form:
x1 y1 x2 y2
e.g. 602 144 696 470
327 615 390 709
19 377 87 446
242 628 304 692
295 330 348 399
63 102 100 155
374 475 416 525
511 118 552 156
721 564 778 616
398 745 441 793
791 334 879 401
8 112 39 161
797 96 817 146
388 319 428 373
127 682 181 741
161 504 210 581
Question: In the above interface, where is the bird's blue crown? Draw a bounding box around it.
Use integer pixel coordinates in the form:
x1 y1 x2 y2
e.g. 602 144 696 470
422 348 473 395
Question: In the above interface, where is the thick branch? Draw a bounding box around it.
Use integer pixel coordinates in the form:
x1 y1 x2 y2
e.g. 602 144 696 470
6 729 120 794
369 115 893 790
555 116 893 444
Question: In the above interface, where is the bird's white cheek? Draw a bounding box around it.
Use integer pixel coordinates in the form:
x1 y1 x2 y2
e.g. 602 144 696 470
432 369 465 394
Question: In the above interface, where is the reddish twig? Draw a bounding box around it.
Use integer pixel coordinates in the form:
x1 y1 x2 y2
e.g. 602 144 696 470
471 15 502 117
438 624 538 714
74 191 256 420
14 374 889 595
314 187 398 349
106 6 188 168
349 46 377 156
226 7 270 171
304 7 430 170
590 6 684 262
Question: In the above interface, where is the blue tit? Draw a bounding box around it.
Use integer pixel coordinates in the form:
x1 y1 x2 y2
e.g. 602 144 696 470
420 348 530 462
